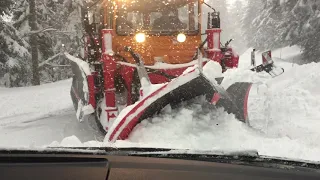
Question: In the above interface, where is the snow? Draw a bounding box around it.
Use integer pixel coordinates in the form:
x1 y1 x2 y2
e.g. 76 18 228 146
0 79 78 147
1 46 320 163
65 52 91 75
0 80 72 122
203 61 223 84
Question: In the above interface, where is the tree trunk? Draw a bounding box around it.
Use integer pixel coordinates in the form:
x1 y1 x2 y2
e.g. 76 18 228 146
29 0 40 85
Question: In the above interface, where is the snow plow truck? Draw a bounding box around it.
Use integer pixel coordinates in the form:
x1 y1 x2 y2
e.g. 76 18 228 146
67 0 284 142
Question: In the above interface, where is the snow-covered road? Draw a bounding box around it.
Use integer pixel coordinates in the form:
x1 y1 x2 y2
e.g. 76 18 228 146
1 46 320 162
0 80 102 147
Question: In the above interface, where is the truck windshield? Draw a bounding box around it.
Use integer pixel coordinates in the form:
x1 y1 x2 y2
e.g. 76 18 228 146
116 1 199 35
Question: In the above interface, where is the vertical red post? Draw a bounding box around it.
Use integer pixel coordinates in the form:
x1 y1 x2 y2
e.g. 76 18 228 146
206 28 222 63
101 29 118 127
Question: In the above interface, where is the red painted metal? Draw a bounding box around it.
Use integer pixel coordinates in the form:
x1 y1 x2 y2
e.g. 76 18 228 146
148 73 170 84
210 93 221 105
101 54 117 122
108 83 168 141
206 28 222 63
206 29 221 49
223 49 239 69
262 50 272 65
232 54 239 68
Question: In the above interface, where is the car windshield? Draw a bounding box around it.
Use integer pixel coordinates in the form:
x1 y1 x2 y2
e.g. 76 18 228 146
1 0 320 165
116 1 199 35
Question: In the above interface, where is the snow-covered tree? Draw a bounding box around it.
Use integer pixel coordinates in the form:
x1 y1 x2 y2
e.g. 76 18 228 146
5 0 84 86
242 0 264 49
0 0 31 87
291 0 320 63
251 0 284 50
0 0 13 16
243 0 320 63
228 0 247 54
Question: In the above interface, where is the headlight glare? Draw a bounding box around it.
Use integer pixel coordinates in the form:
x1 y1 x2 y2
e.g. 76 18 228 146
135 33 146 43
177 33 186 43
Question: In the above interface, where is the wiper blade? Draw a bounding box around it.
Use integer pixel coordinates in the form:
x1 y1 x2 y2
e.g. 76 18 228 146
49 146 258 156
4 147 320 171
126 149 260 165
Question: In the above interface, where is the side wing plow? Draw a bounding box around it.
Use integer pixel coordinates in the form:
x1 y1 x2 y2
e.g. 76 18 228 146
251 50 284 78
66 53 95 122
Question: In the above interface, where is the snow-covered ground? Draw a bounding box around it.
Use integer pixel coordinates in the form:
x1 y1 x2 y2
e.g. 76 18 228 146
1 46 320 162
0 80 102 147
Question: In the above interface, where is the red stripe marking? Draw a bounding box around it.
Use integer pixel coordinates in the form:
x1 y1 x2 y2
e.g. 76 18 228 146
210 93 221 105
109 83 169 141
243 84 252 122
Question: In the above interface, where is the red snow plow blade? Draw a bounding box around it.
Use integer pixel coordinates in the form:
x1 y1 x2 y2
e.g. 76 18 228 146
106 69 252 142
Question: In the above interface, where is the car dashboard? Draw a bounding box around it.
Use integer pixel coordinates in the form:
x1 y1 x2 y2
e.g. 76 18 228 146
1 149 320 180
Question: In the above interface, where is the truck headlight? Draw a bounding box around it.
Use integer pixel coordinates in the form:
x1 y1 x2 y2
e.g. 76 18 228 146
177 33 186 43
135 33 146 43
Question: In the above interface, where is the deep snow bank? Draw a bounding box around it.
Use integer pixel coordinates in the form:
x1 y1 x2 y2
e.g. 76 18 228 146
0 79 73 126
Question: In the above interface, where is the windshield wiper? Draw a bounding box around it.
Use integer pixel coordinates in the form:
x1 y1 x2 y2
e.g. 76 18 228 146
48 147 320 172
3 147 320 172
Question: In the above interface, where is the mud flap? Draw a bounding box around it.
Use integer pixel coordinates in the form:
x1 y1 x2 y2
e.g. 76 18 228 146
69 59 95 122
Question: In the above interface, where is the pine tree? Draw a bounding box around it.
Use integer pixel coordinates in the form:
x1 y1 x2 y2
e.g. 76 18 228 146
243 0 320 63
8 0 83 85
296 1 320 63
228 0 247 54
252 0 284 50
242 0 264 49
0 0 31 87
29 0 40 85
0 0 12 15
